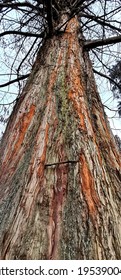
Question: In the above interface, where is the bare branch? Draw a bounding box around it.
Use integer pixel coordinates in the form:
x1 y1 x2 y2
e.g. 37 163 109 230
45 0 53 35
84 35 121 49
0 74 30 88
0 1 43 14
104 105 118 112
17 38 38 75
81 12 121 33
93 68 121 92
0 100 16 106
0 30 44 38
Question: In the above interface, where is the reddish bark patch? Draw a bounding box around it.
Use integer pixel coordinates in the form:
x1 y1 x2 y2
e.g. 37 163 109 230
48 164 68 260
66 17 94 134
68 90 86 129
14 104 36 154
0 104 36 179
80 154 100 223
65 16 79 34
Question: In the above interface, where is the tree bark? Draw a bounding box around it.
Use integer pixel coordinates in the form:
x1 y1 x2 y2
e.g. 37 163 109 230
0 16 121 260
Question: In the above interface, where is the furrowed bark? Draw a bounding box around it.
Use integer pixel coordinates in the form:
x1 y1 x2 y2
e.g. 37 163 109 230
0 16 121 260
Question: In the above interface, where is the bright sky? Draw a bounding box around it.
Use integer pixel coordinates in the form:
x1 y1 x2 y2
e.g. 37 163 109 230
97 78 121 138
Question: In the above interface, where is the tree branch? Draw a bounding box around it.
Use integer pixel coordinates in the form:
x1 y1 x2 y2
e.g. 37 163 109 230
93 68 121 92
81 12 121 33
71 0 96 17
0 74 30 88
0 100 16 106
17 38 38 75
45 0 53 35
0 30 44 38
0 2 43 14
103 105 118 112
84 35 121 49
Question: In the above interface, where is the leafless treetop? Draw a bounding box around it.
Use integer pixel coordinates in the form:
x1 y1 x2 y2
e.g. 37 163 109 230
0 0 121 132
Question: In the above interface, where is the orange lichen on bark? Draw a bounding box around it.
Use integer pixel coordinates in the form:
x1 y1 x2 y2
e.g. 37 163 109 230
14 104 36 154
0 104 36 178
66 17 94 135
68 90 86 129
80 154 100 223
67 28 86 130
65 16 79 34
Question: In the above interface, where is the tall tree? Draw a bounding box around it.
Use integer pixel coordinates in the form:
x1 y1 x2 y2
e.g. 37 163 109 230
0 0 121 260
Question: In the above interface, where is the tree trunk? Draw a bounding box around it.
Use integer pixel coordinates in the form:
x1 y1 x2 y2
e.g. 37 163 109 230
0 16 121 260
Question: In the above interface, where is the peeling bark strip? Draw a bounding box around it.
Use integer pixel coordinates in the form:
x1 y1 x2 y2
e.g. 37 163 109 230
80 154 100 223
0 16 121 260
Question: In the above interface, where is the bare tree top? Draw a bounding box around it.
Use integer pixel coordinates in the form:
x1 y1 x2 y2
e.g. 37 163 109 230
0 0 121 132
0 0 121 85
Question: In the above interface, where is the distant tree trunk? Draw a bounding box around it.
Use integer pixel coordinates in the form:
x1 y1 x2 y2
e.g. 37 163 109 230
0 16 121 260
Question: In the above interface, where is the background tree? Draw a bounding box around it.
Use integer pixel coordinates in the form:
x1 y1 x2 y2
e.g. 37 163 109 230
0 0 121 260
109 60 121 116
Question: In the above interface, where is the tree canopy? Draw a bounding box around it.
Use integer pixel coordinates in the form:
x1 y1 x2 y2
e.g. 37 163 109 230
0 0 121 133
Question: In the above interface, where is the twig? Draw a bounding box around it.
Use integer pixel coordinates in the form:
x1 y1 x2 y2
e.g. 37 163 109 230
0 74 30 88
